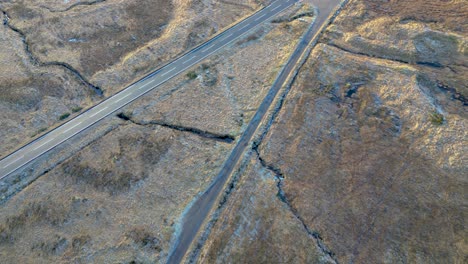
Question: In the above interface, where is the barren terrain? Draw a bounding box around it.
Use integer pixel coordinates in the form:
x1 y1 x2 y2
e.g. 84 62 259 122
0 0 466 263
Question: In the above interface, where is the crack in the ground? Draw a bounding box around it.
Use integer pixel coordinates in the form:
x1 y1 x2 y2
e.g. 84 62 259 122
326 42 456 71
1 9 103 96
253 149 339 264
326 42 467 106
40 0 107 13
436 80 467 106
116 112 235 144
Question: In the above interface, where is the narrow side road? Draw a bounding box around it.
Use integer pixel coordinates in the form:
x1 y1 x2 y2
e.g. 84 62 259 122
166 0 347 263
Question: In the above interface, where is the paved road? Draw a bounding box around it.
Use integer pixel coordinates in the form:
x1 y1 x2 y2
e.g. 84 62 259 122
0 0 299 180
166 0 346 263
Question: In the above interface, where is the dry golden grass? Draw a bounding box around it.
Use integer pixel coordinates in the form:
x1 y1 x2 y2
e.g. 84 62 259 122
364 0 468 32
0 200 69 245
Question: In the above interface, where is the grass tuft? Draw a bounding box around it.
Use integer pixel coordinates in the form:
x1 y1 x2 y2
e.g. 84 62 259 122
72 106 83 113
59 113 71 121
429 111 444 125
186 71 198 80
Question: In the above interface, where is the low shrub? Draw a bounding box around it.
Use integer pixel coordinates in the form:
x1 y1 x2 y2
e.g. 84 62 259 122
127 227 161 251
30 127 48 138
186 71 198 80
430 111 444 125
72 106 83 113
59 113 70 120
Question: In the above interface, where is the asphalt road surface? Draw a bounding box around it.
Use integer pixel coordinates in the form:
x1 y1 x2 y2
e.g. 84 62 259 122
0 0 299 179
166 0 346 263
